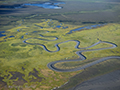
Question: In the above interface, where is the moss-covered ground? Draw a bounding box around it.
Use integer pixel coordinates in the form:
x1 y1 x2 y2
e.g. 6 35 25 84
0 18 120 90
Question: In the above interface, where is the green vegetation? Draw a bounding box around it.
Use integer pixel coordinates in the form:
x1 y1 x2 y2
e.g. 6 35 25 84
0 0 120 31
0 18 120 90
0 0 120 90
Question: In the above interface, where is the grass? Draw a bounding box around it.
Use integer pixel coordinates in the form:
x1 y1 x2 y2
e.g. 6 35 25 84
0 0 120 32
0 19 82 90
0 19 120 90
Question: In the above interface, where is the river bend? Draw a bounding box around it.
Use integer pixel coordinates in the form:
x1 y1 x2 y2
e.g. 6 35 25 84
23 36 120 72
22 25 120 72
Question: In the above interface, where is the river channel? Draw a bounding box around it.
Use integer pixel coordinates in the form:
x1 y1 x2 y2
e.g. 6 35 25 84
22 24 120 72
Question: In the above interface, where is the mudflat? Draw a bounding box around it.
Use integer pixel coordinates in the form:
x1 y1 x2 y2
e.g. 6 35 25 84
71 70 120 90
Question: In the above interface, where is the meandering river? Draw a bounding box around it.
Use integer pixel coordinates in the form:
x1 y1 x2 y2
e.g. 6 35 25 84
1 22 119 72
22 24 120 72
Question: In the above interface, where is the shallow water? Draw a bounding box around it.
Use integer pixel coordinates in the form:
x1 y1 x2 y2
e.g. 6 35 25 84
21 36 24 38
67 24 106 34
0 2 65 9
0 31 6 37
9 35 15 38
56 25 61 28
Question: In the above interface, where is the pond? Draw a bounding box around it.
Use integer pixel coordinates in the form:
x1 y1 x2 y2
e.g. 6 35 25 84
0 2 65 9
0 31 6 37
9 35 15 38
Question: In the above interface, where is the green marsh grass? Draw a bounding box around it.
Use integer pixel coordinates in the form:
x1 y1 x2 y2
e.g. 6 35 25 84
0 19 120 90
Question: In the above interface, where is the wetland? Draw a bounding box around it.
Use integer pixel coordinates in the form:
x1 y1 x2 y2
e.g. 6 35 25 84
0 0 120 90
